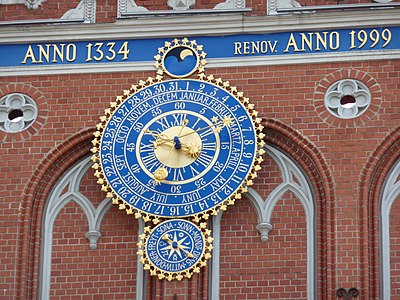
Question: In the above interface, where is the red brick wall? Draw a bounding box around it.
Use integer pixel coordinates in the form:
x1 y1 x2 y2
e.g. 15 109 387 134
145 272 208 299
220 194 307 299
51 203 138 299
0 58 399 298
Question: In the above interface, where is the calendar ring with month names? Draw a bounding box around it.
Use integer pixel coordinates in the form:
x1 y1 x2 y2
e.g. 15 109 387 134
92 78 265 222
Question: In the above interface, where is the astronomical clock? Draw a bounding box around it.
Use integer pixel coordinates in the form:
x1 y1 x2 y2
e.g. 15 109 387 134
92 38 265 280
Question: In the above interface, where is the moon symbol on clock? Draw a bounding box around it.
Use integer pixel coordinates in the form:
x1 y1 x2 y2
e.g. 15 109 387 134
180 49 193 60
163 46 198 78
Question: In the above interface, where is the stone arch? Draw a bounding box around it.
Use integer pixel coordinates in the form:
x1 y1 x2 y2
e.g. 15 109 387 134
16 119 336 298
380 159 400 299
38 156 145 299
358 126 400 298
17 128 94 299
39 157 114 299
211 119 335 298
264 118 336 297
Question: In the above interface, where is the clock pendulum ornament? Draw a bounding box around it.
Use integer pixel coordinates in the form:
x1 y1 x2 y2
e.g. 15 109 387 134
91 37 265 280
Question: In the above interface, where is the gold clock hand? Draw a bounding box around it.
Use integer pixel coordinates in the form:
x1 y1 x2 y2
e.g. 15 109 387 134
177 119 189 137
181 143 201 159
179 247 194 259
155 116 233 146
162 234 194 258
153 167 168 183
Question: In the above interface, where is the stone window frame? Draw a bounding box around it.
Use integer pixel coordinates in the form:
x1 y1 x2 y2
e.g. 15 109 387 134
210 144 316 299
40 144 316 299
380 159 400 298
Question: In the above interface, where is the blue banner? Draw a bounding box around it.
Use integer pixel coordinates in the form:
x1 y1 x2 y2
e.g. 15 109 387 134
0 26 399 67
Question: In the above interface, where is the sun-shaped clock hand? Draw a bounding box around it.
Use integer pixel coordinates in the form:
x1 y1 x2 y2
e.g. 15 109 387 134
151 138 201 158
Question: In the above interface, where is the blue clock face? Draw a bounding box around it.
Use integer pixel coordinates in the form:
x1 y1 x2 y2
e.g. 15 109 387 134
145 219 205 274
100 79 257 218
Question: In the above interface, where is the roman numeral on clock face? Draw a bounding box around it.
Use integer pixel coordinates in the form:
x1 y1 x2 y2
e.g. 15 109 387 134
141 151 162 172
154 113 188 131
172 168 185 181
195 152 213 168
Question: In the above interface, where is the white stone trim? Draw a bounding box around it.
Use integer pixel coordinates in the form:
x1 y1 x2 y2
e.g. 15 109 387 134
0 0 24 4
61 0 96 23
267 0 302 15
209 145 316 299
214 0 245 9
1 10 399 42
117 0 148 18
136 218 145 300
210 212 222 300
0 93 38 133
167 0 195 10
39 157 145 299
381 159 400 299
0 0 49 10
324 79 372 120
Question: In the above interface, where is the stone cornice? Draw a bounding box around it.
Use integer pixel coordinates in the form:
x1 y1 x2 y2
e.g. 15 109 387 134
0 9 399 43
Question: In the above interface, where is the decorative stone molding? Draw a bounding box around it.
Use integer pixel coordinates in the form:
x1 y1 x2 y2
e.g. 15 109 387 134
380 159 400 298
314 69 382 128
0 93 38 133
85 230 102 249
39 158 113 300
324 79 371 119
117 0 248 16
255 222 273 242
61 0 96 23
268 0 302 15
25 0 46 9
214 0 245 9
117 0 147 18
167 0 195 10
0 0 47 10
0 0 24 4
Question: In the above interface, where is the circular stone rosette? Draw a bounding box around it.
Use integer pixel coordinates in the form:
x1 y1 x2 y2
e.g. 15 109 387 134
137 219 213 281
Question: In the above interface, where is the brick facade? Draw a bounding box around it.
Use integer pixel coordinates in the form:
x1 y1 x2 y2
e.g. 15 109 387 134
0 1 399 299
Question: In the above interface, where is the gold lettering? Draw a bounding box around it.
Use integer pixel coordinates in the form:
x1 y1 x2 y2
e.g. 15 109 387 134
300 33 312 51
251 41 259 54
38 44 50 63
284 33 300 52
260 41 268 53
66 44 76 62
243 42 250 54
267 40 278 53
315 32 328 50
234 42 242 55
52 44 65 63
21 45 37 64
330 31 340 50
234 40 278 55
